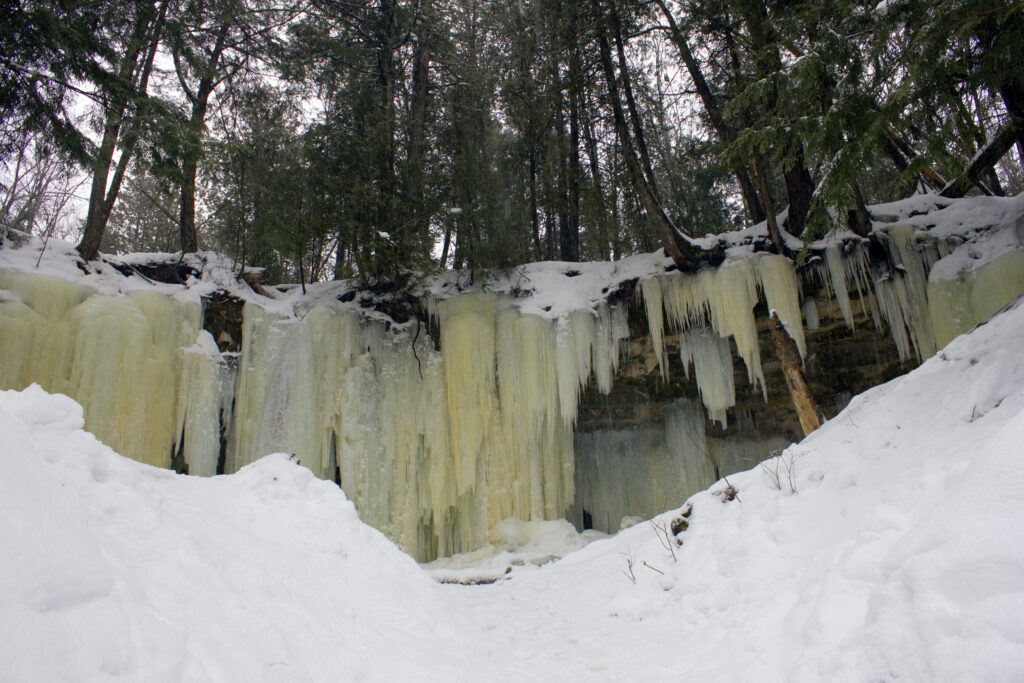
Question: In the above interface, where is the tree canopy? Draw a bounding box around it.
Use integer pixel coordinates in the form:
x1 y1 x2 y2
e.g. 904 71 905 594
2 0 1022 282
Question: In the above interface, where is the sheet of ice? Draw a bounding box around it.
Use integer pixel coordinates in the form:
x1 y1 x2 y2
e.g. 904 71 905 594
571 399 715 533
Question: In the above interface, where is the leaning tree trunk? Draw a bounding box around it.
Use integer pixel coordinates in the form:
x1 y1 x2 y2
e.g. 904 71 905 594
78 2 161 261
753 155 789 257
940 122 1021 198
769 311 822 436
593 0 719 272
654 0 765 224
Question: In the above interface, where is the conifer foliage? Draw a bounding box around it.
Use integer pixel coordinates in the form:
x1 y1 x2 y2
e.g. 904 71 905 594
1 0 1021 281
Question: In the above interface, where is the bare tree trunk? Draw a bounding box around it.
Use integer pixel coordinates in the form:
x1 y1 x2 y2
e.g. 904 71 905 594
941 122 1021 198
753 155 788 256
177 21 231 254
611 5 656 193
782 140 814 237
846 183 872 237
582 91 609 260
654 0 765 224
179 154 199 253
593 0 718 271
741 0 815 234
407 4 431 247
101 0 169 228
553 63 572 260
439 224 452 268
769 311 822 436
566 41 582 262
888 132 948 189
78 1 163 261
375 0 398 259
529 146 541 259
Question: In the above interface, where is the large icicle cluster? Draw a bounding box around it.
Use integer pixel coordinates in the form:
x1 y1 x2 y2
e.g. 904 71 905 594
3 206 1022 559
0 271 227 471
0 272 632 560
223 293 633 559
637 224 1022 430
640 254 806 424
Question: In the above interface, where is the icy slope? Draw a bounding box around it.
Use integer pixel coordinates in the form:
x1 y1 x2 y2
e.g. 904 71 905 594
2 295 1024 682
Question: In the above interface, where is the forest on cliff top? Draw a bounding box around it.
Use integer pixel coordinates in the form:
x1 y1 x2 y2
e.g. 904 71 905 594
2 0 1023 283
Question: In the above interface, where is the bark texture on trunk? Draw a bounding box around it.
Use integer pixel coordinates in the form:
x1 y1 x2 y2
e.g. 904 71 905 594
782 141 814 238
769 311 822 436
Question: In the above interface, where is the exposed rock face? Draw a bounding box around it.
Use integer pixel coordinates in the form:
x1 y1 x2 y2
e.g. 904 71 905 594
570 261 915 532
202 290 245 354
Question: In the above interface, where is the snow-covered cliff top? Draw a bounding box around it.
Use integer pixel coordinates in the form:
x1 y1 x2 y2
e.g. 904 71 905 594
2 192 1021 323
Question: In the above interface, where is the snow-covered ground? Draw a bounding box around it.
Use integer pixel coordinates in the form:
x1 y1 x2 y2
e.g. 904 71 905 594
3 295 1024 680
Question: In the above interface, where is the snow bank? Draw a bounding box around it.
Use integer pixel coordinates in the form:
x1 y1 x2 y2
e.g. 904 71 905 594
467 294 1024 681
0 385 460 682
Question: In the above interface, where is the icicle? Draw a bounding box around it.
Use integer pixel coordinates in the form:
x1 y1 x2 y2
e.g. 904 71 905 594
872 225 939 360
639 277 667 377
591 302 628 394
436 292 499 499
679 327 734 427
824 243 855 328
555 310 595 427
177 330 230 476
756 254 806 359
802 298 820 330
654 259 764 390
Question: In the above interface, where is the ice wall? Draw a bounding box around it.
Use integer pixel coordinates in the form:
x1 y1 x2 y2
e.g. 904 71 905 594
570 399 787 533
0 271 224 471
928 250 1024 349
221 292 631 560
571 400 713 533
2 215 1021 560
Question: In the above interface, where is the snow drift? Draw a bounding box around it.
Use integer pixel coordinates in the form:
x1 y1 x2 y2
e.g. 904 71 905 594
0 385 460 681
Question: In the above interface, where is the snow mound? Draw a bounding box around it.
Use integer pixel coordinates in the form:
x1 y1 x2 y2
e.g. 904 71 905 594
424 518 606 584
0 385 457 682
